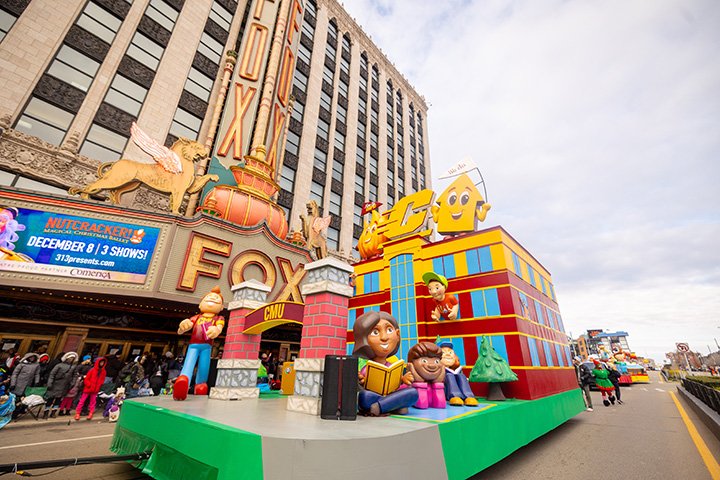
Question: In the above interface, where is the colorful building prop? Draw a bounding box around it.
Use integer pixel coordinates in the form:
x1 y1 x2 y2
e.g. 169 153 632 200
348 188 577 400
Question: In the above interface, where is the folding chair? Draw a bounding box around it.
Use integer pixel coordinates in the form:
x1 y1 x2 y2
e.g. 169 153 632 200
22 387 47 420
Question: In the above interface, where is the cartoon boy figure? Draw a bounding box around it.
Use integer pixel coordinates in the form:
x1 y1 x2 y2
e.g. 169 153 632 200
174 286 225 401
422 272 458 321
439 342 478 406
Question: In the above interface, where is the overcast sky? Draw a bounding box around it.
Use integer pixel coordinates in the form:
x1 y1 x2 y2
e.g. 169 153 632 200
342 0 720 362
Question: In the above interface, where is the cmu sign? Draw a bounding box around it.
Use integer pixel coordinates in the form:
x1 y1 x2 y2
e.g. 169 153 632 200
242 301 304 334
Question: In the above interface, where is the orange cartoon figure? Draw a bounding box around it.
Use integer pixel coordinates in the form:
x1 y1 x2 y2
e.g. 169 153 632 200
356 206 388 260
173 286 225 401
430 174 491 236
422 272 458 321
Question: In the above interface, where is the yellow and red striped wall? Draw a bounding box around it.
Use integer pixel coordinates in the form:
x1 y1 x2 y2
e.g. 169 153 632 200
348 226 577 400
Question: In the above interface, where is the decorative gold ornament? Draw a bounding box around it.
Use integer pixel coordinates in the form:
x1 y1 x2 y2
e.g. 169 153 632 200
69 123 218 214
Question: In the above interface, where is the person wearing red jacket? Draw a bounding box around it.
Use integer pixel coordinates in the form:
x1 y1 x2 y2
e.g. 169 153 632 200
74 357 107 421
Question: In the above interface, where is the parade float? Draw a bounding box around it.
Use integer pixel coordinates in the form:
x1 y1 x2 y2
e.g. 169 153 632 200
104 158 584 479
0 0 583 475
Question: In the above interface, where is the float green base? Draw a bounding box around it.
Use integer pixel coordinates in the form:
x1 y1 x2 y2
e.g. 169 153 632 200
111 389 584 480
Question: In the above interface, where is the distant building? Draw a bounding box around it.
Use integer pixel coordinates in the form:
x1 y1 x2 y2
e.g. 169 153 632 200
576 330 631 359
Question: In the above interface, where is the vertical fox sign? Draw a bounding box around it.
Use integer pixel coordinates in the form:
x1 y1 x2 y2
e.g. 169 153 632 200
207 0 305 187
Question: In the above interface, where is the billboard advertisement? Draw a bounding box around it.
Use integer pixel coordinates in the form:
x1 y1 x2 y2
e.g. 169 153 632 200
0 206 160 284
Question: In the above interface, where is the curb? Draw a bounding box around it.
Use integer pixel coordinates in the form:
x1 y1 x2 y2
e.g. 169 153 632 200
677 385 720 441
3 415 112 431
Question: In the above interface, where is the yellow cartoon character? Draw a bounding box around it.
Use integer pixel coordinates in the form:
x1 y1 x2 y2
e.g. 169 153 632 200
430 174 491 236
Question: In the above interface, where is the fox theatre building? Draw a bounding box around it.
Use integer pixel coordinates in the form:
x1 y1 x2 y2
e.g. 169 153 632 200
0 186 311 362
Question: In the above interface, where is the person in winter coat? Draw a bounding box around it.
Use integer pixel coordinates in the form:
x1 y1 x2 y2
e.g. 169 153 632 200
59 374 82 416
573 356 594 411
76 355 93 377
607 363 624 405
104 353 123 385
0 352 10 396
43 352 78 418
10 353 40 397
37 353 51 386
74 357 107 420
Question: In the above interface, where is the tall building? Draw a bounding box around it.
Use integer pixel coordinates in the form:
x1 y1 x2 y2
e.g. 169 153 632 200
0 0 431 256
0 0 430 360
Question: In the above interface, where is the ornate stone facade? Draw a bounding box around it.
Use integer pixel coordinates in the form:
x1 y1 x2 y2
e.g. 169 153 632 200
0 127 170 214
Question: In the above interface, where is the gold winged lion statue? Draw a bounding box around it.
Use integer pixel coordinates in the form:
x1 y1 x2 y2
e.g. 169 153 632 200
69 122 218 214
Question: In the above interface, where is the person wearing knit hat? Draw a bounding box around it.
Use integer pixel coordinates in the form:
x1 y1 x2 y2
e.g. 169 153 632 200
44 352 78 418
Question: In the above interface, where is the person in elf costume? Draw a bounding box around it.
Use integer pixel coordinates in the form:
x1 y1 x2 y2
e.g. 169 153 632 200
174 286 225 401
592 359 616 407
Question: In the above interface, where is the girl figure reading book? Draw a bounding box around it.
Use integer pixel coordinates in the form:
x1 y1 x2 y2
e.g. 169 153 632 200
353 311 418 416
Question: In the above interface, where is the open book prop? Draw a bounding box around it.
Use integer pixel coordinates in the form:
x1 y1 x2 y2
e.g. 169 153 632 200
364 359 405 396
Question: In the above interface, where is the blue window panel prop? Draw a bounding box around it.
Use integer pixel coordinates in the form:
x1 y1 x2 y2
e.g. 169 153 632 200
557 314 565 332
485 289 500 316
554 344 564 367
490 335 509 364
348 309 357 329
540 276 547 295
479 246 493 272
544 342 554 367
527 337 540 366
443 255 456 279
470 290 486 318
512 252 521 276
466 249 481 275
527 264 537 287
432 257 444 277
346 343 354 355
564 346 572 365
535 303 544 325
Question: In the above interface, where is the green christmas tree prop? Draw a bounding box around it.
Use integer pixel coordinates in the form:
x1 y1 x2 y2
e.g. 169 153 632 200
469 336 518 401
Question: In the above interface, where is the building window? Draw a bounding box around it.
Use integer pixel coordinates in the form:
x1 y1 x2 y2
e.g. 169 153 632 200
332 160 344 183
334 131 345 151
286 130 300 155
313 148 327 170
329 191 341 215
293 69 309 92
15 99 75 146
354 174 364 195
280 165 296 191
327 226 339 251
317 118 330 141
81 124 129 162
16 0 125 146
356 147 365 165
170 107 203 140
310 180 324 205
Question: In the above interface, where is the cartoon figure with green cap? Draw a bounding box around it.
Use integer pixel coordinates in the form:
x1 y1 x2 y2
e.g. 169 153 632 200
422 272 458 321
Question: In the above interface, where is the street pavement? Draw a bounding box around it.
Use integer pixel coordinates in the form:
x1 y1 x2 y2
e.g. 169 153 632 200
477 371 720 479
1 371 718 479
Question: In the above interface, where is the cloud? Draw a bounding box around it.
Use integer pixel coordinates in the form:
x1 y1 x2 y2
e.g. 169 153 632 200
343 0 720 361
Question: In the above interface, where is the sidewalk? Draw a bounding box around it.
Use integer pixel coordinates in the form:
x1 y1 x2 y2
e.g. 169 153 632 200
3 411 113 430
